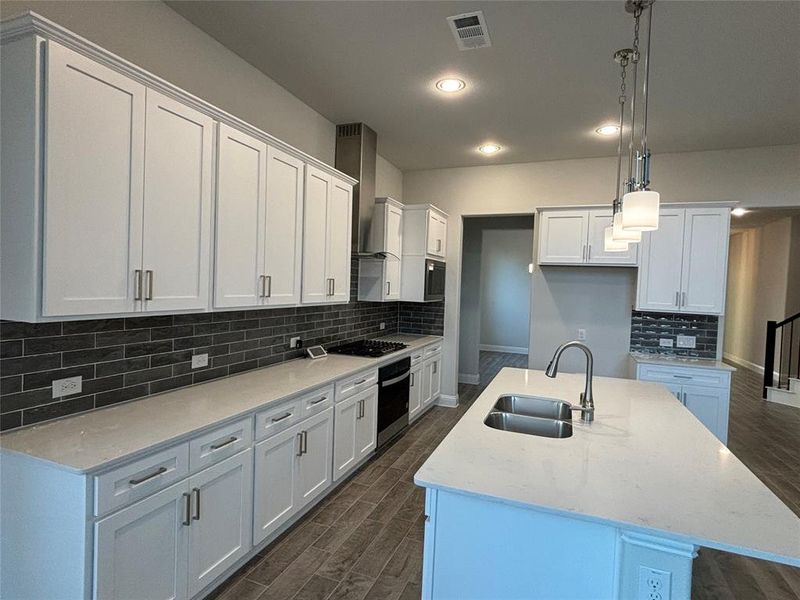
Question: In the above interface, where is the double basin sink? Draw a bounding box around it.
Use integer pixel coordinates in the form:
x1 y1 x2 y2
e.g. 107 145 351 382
484 395 573 439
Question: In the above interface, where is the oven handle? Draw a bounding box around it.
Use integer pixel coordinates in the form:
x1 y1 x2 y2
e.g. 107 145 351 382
381 371 410 388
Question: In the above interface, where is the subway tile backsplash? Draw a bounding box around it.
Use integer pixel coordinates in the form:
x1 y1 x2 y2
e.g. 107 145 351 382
629 310 719 359
0 260 444 431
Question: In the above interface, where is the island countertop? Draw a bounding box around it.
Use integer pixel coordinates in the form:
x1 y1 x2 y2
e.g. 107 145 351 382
414 368 800 567
0 334 440 474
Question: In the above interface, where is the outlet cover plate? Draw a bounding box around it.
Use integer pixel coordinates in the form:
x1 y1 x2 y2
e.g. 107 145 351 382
191 354 209 369
52 376 82 398
290 336 301 349
577 328 587 341
676 335 696 349
638 566 671 600
659 338 674 348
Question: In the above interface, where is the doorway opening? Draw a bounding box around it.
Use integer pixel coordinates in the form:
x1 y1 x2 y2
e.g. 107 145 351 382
458 215 534 386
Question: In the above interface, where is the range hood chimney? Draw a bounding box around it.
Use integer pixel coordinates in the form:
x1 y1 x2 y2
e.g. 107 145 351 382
335 123 377 255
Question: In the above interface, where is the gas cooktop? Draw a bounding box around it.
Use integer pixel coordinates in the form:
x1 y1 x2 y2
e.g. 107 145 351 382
328 339 408 358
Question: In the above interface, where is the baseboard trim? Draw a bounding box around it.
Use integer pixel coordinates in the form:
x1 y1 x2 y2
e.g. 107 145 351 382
723 353 779 381
479 344 528 355
458 373 480 385
436 394 459 408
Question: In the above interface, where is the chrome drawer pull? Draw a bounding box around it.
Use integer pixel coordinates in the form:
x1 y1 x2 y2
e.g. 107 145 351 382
134 269 143 301
673 375 692 380
209 436 237 451
129 466 167 486
271 412 292 423
145 270 154 301
354 379 367 385
310 396 327 406
265 275 272 298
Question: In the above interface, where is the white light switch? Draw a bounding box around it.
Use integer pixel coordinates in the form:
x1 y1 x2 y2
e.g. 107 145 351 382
191 354 209 369
52 376 82 398
676 335 696 349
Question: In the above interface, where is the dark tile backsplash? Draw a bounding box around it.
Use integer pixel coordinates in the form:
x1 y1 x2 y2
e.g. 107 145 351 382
0 260 444 431
629 310 719 359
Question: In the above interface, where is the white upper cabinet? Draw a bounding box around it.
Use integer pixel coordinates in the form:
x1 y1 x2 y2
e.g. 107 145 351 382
263 147 304 306
537 208 637 266
42 41 146 317
637 206 729 315
427 211 448 257
402 204 448 261
214 124 268 309
358 197 403 302
141 89 214 313
302 167 353 304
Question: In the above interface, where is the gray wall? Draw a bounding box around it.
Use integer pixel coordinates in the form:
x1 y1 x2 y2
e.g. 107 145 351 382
458 220 484 381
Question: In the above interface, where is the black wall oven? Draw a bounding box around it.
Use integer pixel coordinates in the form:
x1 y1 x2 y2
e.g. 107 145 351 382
377 357 410 448
424 259 446 302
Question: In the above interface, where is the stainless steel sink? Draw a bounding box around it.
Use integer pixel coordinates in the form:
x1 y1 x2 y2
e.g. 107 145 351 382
484 411 573 439
494 395 573 420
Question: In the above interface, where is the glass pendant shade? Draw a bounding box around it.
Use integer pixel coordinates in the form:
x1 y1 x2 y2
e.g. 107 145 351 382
604 226 629 252
621 190 660 231
612 211 642 243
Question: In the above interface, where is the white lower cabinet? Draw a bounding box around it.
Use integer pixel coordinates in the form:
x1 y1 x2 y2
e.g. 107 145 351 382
333 385 378 481
95 449 253 600
253 407 333 545
95 480 189 600
422 353 442 409
409 363 424 422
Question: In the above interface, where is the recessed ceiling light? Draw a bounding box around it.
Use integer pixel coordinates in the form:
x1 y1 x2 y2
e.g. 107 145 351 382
595 124 620 136
478 143 501 155
731 207 749 217
436 78 466 93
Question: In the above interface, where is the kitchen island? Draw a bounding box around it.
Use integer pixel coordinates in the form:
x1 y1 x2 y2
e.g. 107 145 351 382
414 368 800 600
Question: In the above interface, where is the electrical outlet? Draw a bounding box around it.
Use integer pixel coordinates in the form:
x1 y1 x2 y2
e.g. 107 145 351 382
379 322 386 330
290 336 301 349
676 335 696 349
52 376 82 398
577 328 586 341
191 354 209 369
638 566 671 600
659 338 674 348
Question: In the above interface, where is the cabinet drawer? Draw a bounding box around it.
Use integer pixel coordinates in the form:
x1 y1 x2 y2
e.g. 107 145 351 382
424 342 442 358
409 348 426 366
299 384 334 419
189 417 253 472
95 443 189 516
637 364 729 388
255 399 302 441
335 368 378 401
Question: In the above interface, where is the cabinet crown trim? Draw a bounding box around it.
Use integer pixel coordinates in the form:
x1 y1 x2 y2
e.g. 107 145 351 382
0 11 357 187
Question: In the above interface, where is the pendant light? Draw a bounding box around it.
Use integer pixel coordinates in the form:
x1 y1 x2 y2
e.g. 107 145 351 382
619 0 660 232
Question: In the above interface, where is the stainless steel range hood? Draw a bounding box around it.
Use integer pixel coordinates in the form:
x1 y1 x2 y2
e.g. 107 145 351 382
335 123 391 258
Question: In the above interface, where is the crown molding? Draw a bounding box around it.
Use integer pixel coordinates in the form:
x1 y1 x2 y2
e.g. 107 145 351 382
0 11 358 186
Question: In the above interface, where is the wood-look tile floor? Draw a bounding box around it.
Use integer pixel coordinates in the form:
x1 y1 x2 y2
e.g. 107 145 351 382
212 353 800 600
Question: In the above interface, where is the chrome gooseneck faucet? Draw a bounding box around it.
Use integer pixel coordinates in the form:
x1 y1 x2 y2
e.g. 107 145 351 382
545 341 595 423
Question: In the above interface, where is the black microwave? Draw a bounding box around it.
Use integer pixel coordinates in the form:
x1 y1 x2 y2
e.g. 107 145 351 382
424 259 446 301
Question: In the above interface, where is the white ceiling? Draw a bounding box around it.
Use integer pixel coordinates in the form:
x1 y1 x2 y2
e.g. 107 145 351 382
167 1 800 171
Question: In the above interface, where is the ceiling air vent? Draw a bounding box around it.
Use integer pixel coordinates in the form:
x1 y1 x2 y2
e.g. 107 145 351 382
447 11 492 51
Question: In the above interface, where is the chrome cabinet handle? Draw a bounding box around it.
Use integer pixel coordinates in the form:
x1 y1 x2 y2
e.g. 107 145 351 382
675 291 680 307
134 270 143 301
259 275 266 298
265 275 272 298
681 291 687 307
410 372 415 387
192 487 200 521
297 432 304 456
386 281 391 296
433 362 437 374
310 396 327 406
209 436 237 451
182 492 191 526
129 466 167 486
356 399 361 420
673 375 692 380
272 412 292 423
354 379 367 385
145 270 154 301
326 278 332 296
331 278 335 296
587 244 592 260
437 239 442 253
302 430 308 455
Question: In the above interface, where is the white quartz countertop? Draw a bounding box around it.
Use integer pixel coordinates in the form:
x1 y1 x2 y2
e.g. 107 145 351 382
629 352 736 371
414 368 800 567
0 334 441 474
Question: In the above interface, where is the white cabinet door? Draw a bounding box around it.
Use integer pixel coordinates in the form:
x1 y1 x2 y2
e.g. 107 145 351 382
187 449 253 598
94 480 189 600
422 359 434 409
665 382 683 402
355 386 378 461
636 209 685 312
385 202 404 259
384 257 402 301
327 178 353 303
683 385 728 443
427 212 447 257
302 166 330 304
43 41 145 317
264 146 304 306
680 208 729 315
214 124 267 309
296 407 333 509
537 210 589 264
586 210 638 265
253 425 299 545
333 393 359 482
142 89 214 312
430 355 442 401
409 363 423 421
